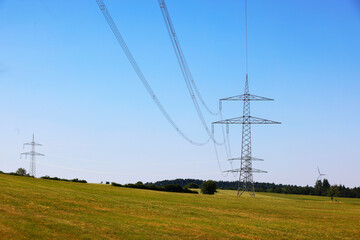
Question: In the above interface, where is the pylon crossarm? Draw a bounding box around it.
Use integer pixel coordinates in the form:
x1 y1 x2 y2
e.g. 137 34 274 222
252 168 268 173
21 151 45 156
213 116 281 125
24 142 43 146
220 94 273 101
224 168 267 173
223 169 241 173
228 156 264 161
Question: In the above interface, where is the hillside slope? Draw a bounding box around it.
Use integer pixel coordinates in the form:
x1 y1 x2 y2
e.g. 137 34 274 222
0 174 359 239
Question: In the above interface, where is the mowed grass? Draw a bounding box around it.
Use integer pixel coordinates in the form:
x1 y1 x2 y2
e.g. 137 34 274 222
0 174 359 240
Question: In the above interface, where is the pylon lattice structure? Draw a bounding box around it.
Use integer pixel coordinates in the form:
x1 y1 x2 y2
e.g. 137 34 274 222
21 134 44 177
213 75 280 197
212 0 280 197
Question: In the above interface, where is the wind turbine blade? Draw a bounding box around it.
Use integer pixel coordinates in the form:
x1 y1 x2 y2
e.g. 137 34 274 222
317 166 320 174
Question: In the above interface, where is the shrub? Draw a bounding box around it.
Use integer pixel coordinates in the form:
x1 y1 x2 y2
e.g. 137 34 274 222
15 168 27 176
111 182 122 187
201 180 217 195
72 178 87 183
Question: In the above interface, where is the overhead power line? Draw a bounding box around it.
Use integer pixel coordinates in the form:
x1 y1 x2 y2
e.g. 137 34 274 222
96 0 238 177
96 0 212 146
158 0 226 146
158 0 220 116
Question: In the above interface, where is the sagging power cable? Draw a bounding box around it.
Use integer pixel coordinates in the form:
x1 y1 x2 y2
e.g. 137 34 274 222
158 0 220 116
96 0 212 146
158 0 227 147
96 0 236 177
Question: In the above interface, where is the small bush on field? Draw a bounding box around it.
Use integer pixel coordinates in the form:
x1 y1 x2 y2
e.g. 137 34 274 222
16 168 27 176
201 180 217 195
71 178 87 183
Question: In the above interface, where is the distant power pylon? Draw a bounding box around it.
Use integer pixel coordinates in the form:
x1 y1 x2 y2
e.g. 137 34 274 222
212 0 281 197
21 134 44 177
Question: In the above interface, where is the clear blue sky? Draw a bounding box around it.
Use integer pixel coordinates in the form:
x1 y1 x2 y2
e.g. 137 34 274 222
0 0 359 187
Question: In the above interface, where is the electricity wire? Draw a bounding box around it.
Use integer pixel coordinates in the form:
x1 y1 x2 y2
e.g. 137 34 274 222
158 0 224 145
213 140 229 177
96 0 211 146
218 105 230 158
158 0 220 116
158 0 235 176
245 0 249 77
219 100 238 178
159 0 241 174
96 0 232 177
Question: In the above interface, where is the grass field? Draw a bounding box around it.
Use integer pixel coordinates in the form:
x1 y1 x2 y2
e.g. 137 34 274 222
0 174 359 239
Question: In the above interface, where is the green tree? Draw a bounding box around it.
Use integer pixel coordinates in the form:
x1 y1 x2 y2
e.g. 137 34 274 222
328 185 340 200
184 182 199 189
15 168 27 176
314 180 322 196
201 180 217 194
322 179 331 196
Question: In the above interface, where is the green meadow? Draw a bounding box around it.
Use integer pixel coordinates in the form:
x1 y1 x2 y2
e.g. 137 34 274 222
0 174 359 239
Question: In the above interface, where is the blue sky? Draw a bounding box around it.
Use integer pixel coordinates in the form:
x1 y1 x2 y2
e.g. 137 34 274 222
0 0 359 187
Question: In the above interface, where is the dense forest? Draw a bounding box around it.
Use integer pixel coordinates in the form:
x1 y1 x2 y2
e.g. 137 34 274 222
146 179 360 198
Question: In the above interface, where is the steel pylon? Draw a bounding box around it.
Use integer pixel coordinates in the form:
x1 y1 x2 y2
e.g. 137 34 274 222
21 134 44 177
213 74 280 197
212 0 280 197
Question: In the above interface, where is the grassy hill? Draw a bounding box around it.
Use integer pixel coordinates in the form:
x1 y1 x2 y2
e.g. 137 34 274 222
1 174 359 239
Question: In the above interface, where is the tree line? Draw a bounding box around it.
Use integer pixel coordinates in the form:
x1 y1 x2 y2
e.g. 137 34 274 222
111 181 198 194
2 169 359 198
147 178 360 198
111 180 217 195
0 168 87 183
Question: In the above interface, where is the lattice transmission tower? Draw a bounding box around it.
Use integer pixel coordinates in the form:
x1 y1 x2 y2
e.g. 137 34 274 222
212 0 280 197
21 134 44 177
